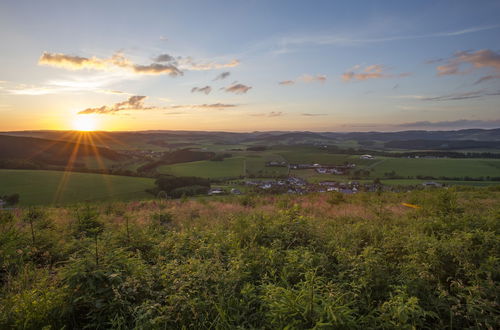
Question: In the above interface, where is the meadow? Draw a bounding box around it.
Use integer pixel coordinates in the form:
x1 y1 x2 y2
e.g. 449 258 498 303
369 157 500 179
0 188 498 328
0 169 155 205
158 153 289 179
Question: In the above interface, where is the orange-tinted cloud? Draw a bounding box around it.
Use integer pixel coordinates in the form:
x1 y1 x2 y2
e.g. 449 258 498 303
342 64 410 82
39 52 183 76
279 74 326 86
299 74 327 83
436 49 500 78
180 58 240 71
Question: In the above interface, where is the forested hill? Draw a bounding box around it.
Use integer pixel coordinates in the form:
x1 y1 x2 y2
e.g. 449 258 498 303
0 135 125 166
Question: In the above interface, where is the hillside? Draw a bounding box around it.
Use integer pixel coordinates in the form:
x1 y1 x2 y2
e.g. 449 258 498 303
0 134 125 168
0 188 498 328
3 128 500 150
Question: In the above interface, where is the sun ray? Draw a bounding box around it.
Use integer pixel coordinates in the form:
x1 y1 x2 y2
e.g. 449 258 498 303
53 132 84 203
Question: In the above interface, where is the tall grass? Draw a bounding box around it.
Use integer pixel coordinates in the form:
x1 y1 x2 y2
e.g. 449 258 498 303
0 188 499 328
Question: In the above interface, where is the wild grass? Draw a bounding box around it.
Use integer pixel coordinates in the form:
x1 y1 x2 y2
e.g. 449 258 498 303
0 188 499 329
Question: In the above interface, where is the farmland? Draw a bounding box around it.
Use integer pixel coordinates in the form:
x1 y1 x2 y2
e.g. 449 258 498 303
369 157 500 178
0 169 155 205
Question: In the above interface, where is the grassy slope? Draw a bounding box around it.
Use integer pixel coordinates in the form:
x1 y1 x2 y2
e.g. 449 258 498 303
0 169 155 205
370 157 500 178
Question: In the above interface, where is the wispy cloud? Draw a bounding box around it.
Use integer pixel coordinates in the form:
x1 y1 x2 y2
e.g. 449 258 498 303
78 95 237 114
191 86 212 94
166 103 237 110
420 90 500 101
224 83 252 94
214 72 231 80
179 58 240 71
276 25 500 51
474 74 500 84
397 119 500 129
278 74 326 86
78 95 153 114
39 52 183 76
251 111 283 117
393 89 500 101
342 64 410 82
301 113 328 116
434 49 500 85
278 80 295 86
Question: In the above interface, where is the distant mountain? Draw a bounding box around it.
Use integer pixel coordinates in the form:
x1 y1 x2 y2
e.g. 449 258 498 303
385 139 500 150
321 128 500 142
2 128 500 149
0 135 125 167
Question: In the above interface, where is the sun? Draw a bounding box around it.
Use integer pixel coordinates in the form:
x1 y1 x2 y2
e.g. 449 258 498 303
73 116 98 131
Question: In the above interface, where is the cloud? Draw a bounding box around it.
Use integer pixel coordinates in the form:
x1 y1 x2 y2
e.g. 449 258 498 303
278 80 295 86
475 74 500 84
299 74 327 83
436 49 500 76
279 74 326 86
39 52 183 76
100 90 131 95
191 86 212 95
153 53 175 62
78 95 153 114
276 25 500 51
167 103 237 110
420 90 500 101
224 83 252 94
180 57 240 71
251 111 283 117
78 96 237 114
342 64 410 82
397 119 500 129
301 113 327 116
214 71 231 80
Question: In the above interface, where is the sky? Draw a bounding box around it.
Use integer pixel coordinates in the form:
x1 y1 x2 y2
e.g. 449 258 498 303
1 0 499 132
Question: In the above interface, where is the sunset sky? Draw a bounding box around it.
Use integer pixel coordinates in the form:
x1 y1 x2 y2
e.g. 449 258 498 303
1 0 499 132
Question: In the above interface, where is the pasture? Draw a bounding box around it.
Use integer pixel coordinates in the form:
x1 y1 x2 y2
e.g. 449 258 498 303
0 169 155 206
369 157 500 178
158 154 289 179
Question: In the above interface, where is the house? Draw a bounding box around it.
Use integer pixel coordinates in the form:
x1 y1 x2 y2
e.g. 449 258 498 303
0 199 5 209
208 188 225 195
230 188 242 195
360 154 375 160
422 181 443 188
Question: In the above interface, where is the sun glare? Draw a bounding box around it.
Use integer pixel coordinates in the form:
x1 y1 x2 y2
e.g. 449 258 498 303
73 116 98 131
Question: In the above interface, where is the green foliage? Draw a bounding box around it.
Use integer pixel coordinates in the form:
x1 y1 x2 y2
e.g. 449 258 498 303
1 193 20 206
0 188 499 328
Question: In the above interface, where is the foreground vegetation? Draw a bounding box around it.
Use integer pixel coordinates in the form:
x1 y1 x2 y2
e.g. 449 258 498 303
1 187 499 329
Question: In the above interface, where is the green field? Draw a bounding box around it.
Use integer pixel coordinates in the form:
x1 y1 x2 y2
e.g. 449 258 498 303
276 147 376 166
158 154 289 179
369 157 500 178
0 169 155 205
158 157 246 178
